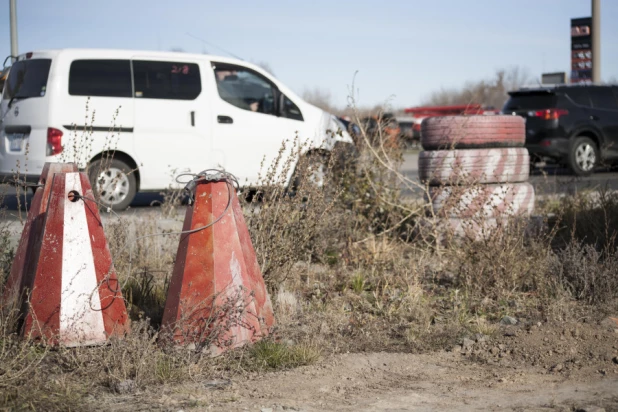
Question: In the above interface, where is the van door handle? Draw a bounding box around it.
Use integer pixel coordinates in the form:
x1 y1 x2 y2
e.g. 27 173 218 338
191 111 195 126
590 115 600 121
217 115 233 124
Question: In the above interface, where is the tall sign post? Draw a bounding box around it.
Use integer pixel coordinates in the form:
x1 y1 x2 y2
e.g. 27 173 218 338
591 0 601 83
9 0 18 62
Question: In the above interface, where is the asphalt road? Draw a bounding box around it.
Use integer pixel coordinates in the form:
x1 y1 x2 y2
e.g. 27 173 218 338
2 152 618 221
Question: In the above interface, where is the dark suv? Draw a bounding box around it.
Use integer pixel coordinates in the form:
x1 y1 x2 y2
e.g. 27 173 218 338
502 84 618 176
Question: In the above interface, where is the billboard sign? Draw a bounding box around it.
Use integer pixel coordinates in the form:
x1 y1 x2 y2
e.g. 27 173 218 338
571 17 593 83
541 72 567 85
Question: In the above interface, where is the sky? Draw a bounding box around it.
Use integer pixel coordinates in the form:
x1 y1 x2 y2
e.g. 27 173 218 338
1 0 617 109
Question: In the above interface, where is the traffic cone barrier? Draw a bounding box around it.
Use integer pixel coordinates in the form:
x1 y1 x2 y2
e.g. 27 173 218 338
162 176 275 355
20 171 129 346
3 162 78 309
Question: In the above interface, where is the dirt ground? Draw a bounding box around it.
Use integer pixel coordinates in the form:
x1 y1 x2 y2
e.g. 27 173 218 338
98 318 618 412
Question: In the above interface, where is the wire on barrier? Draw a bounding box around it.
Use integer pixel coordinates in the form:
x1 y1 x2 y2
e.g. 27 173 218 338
73 169 239 310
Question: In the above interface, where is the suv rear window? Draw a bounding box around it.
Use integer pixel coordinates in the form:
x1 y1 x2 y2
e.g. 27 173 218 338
503 93 556 111
2 59 52 100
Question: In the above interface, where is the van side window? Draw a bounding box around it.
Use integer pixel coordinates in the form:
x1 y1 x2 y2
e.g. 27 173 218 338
132 60 201 100
69 60 132 98
282 94 303 121
590 88 618 110
213 63 276 115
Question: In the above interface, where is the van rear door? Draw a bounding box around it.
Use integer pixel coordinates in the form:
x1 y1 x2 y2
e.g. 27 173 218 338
0 56 52 179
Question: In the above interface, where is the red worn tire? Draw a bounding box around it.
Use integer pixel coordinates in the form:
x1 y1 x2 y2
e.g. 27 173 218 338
421 115 525 150
418 148 530 186
427 182 535 218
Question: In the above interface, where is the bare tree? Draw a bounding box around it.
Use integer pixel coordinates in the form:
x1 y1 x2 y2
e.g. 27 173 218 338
302 87 341 115
605 76 618 84
253 61 276 76
170 47 185 53
422 66 531 109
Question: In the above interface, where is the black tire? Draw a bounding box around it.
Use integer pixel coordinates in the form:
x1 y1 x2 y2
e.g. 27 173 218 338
568 136 598 177
87 158 137 211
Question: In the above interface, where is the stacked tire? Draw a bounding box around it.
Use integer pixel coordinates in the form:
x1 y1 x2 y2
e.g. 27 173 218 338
418 115 534 241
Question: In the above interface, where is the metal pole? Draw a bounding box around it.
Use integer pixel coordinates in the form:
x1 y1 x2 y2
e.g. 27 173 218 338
10 0 18 62
592 0 601 83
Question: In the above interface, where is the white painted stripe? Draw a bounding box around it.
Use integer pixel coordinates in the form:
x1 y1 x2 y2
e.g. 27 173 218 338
60 173 106 346
228 250 255 344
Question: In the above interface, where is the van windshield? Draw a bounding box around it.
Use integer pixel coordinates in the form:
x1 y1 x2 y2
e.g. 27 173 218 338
2 59 52 100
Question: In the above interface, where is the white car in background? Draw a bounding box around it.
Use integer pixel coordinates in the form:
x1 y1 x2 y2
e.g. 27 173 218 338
0 49 353 209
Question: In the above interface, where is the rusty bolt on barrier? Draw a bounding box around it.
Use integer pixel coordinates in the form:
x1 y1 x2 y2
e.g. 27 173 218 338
67 190 81 203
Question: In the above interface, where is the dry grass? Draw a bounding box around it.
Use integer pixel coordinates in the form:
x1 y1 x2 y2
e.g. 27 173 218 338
0 111 618 409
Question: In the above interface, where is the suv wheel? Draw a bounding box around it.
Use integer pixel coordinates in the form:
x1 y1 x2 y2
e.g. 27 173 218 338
568 136 598 176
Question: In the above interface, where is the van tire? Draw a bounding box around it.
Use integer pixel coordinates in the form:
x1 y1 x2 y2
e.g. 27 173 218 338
291 152 329 192
87 158 137 211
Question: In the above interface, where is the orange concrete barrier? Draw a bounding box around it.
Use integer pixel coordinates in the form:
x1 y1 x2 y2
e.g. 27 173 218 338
162 174 274 355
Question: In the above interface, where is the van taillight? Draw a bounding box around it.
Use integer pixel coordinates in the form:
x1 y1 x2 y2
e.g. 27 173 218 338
529 109 569 120
47 128 63 156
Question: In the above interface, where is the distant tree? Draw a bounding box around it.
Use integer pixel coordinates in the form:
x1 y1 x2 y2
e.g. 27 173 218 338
422 66 531 109
254 61 276 76
302 87 342 115
170 47 185 53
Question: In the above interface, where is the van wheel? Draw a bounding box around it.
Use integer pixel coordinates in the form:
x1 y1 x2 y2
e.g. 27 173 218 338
568 136 598 176
292 152 329 191
87 158 137 211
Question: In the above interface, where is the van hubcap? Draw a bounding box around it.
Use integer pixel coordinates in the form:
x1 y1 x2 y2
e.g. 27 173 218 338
575 143 596 172
95 167 130 205
308 162 326 187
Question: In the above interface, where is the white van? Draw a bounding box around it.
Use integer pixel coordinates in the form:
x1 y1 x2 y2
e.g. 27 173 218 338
0 49 353 209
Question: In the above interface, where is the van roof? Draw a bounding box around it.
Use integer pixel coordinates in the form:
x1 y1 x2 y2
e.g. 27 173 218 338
20 48 251 68
14 48 305 106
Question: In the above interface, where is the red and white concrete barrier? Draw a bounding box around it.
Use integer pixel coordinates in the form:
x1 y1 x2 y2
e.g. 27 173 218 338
3 163 78 309
20 171 129 346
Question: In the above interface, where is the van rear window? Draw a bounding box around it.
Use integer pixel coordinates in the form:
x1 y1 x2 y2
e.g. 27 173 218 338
69 60 132 98
2 59 51 100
